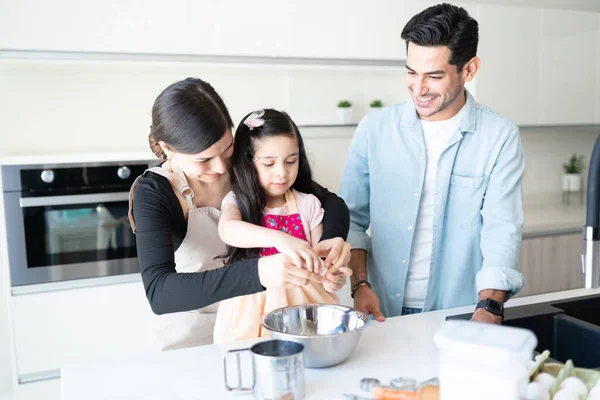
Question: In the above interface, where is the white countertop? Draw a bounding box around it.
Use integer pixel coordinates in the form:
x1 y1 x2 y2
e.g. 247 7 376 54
61 287 600 400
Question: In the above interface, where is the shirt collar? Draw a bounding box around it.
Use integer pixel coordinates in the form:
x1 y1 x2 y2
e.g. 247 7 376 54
400 89 478 134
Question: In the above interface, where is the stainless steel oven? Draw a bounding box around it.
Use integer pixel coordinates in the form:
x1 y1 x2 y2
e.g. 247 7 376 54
1 161 152 287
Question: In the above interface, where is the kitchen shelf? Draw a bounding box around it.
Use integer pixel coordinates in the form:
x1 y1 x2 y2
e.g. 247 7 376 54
518 124 600 133
0 49 406 68
297 124 358 128
298 123 600 133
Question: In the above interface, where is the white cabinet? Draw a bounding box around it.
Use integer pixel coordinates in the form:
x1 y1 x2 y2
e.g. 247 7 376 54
186 0 420 60
0 0 190 54
13 379 60 400
0 0 422 61
537 9 600 125
476 5 600 126
594 13 600 124
477 5 543 125
10 279 157 377
517 233 583 297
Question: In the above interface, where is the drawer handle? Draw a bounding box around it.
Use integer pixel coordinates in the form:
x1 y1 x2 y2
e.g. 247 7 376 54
18 369 60 385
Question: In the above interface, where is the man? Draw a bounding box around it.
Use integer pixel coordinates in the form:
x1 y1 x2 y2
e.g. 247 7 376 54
338 3 525 324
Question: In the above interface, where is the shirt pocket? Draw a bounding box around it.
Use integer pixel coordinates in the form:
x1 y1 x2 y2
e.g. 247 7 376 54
444 174 489 228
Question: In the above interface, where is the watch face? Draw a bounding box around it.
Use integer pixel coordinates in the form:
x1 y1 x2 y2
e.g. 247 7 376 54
487 299 503 313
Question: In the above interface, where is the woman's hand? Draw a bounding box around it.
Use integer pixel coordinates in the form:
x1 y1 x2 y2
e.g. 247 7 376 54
314 237 351 273
258 253 322 289
314 238 353 292
321 266 352 293
275 233 324 274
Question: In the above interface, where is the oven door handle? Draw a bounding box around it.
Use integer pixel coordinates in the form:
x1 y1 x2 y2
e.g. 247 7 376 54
19 192 130 207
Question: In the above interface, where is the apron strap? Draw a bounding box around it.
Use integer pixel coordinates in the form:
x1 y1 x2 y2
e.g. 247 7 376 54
284 190 299 214
164 165 196 211
128 166 196 233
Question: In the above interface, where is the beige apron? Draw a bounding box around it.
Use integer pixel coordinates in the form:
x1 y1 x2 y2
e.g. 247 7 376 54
213 191 337 344
129 166 226 351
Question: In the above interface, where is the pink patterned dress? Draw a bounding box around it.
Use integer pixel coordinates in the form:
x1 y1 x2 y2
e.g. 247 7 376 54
213 190 338 343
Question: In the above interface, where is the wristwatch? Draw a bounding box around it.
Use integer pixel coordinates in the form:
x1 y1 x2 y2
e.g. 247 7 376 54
475 298 504 319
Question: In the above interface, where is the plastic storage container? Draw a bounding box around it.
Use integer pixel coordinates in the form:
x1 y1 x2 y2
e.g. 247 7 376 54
434 320 537 400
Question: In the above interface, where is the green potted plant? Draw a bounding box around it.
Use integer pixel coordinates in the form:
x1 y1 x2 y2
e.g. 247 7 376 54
370 99 384 108
337 100 353 124
562 153 585 192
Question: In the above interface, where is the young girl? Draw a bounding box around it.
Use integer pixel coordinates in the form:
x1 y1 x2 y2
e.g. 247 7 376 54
213 109 340 343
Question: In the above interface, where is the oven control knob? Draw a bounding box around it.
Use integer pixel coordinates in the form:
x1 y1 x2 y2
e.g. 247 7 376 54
40 169 55 183
117 166 131 180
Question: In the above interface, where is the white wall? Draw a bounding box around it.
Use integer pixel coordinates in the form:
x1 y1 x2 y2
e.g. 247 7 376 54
0 60 408 155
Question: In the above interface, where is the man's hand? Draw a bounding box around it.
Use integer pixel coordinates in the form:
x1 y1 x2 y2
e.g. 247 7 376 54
470 308 502 324
354 285 385 322
470 289 506 325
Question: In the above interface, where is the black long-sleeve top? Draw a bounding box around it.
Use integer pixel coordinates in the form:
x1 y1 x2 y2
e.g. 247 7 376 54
131 170 349 315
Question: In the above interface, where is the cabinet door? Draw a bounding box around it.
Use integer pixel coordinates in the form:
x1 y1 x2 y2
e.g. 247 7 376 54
0 0 189 54
537 9 600 125
10 280 157 376
476 5 542 125
187 0 417 60
14 378 60 400
517 233 583 297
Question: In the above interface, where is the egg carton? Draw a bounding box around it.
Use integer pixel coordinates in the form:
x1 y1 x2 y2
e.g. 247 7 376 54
529 350 600 399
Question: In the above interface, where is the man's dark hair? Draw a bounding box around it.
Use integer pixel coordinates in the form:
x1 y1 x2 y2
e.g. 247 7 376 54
401 3 478 71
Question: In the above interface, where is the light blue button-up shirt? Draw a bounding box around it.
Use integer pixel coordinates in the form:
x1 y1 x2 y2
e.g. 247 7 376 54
338 91 525 317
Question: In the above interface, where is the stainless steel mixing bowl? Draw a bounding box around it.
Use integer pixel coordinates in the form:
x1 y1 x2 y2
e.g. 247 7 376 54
260 304 369 368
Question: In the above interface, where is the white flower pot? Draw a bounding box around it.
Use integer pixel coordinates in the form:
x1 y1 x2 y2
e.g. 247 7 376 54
337 107 353 124
562 174 582 192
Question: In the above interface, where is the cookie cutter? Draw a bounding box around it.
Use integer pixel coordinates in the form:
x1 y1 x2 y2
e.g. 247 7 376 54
360 377 381 392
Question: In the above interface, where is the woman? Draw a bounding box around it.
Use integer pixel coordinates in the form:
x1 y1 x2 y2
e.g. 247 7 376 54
128 78 352 350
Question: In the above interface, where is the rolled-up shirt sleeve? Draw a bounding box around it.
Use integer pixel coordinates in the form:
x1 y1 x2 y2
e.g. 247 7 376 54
477 127 525 298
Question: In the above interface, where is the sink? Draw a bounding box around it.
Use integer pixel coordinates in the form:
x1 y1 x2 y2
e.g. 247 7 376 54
504 312 600 369
552 296 600 326
447 294 600 369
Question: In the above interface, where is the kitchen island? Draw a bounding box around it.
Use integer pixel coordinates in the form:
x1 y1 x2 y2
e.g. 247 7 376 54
61 287 600 400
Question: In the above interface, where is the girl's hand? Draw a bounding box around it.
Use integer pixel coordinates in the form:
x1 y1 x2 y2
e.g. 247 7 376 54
275 233 324 274
258 253 322 288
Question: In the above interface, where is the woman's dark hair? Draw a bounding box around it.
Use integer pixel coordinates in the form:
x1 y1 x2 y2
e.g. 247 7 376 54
225 109 315 263
401 3 478 72
148 77 233 159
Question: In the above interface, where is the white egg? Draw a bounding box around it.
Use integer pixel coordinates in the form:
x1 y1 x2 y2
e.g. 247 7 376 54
552 389 579 400
526 382 550 400
590 385 600 397
560 377 588 396
533 373 557 390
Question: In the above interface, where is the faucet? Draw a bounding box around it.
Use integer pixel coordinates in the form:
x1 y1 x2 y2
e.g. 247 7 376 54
583 135 600 289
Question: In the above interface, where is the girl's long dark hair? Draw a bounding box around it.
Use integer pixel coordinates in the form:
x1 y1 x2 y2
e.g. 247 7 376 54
225 109 316 263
